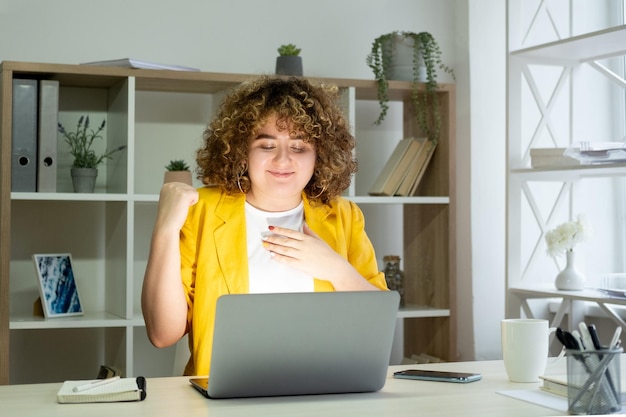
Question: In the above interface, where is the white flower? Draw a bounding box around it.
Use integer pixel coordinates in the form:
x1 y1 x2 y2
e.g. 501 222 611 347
545 214 591 258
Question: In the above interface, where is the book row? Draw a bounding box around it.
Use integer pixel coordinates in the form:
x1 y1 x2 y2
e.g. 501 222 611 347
369 137 436 197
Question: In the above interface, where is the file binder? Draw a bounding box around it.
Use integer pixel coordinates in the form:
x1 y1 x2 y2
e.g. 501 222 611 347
11 78 38 192
37 80 59 192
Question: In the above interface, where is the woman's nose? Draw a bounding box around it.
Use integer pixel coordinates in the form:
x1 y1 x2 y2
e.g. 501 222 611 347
273 146 290 163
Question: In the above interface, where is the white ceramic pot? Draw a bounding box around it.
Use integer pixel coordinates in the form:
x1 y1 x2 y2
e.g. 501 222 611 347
383 34 427 82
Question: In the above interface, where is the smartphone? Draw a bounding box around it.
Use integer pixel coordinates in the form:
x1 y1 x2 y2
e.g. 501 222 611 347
393 369 482 383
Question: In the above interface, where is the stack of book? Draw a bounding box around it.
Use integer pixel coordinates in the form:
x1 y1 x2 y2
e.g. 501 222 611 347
81 58 200 72
368 137 437 197
539 375 568 397
530 148 581 168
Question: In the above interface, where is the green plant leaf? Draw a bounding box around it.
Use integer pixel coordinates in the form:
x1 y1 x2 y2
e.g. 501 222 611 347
366 31 454 143
58 115 126 168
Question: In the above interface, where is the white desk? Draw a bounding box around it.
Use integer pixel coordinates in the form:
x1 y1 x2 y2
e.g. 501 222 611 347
0 360 578 417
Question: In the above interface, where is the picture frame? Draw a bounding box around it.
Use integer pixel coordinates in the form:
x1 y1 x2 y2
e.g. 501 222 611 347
33 253 83 318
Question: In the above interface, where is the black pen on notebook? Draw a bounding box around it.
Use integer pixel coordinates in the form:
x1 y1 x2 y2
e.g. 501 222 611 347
72 376 120 393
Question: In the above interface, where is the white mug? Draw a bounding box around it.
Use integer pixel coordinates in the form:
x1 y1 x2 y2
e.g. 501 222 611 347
501 318 556 382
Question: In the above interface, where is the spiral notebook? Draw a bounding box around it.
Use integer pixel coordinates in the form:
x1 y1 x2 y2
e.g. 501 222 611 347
57 376 146 403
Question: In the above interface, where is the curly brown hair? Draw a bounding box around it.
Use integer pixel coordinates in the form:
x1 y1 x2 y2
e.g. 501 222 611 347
195 76 357 204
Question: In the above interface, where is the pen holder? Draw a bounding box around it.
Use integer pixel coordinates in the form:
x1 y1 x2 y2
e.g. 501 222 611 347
566 348 622 415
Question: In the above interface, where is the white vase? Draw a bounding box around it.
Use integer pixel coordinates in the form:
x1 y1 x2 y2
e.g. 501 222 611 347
554 250 585 291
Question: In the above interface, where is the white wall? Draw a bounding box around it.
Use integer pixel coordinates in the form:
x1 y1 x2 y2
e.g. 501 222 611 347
0 0 457 82
0 0 508 362
465 0 507 360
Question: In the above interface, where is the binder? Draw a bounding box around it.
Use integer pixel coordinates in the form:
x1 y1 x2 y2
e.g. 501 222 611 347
11 78 38 192
37 80 59 192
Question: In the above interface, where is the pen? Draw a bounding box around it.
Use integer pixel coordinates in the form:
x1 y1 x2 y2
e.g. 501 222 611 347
578 322 594 351
72 376 120 393
571 330 584 349
587 324 603 350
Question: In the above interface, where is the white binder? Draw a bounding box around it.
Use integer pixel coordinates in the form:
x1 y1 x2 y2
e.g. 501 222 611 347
37 80 59 192
11 78 38 192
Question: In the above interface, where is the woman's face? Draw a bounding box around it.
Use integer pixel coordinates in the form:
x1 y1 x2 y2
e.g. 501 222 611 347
245 114 316 211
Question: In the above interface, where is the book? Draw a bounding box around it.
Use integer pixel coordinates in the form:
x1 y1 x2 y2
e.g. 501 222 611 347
395 138 437 196
12 78 38 192
81 58 200 72
408 139 438 196
369 138 422 196
57 376 146 403
539 375 568 397
530 148 580 168
37 80 59 192
394 138 425 196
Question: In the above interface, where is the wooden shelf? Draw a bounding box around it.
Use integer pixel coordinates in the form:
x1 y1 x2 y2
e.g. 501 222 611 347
0 61 456 384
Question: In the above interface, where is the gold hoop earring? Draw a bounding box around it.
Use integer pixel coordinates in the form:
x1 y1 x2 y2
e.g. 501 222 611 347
237 177 244 194
312 185 327 199
237 167 247 194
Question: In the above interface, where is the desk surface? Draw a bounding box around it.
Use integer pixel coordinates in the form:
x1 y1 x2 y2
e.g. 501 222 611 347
0 360 574 417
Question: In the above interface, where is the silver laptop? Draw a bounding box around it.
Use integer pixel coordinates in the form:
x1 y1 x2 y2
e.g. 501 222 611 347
190 291 399 399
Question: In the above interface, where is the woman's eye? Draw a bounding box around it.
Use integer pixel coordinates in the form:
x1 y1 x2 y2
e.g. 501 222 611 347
291 146 305 153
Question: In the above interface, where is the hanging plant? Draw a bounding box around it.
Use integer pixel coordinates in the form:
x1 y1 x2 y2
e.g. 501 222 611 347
366 31 454 144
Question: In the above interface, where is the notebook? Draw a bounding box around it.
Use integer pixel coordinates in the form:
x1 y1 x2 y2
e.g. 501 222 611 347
190 291 399 399
57 377 147 403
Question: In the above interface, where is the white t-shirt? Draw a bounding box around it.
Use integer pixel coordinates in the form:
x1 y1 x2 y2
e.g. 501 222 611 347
245 201 314 293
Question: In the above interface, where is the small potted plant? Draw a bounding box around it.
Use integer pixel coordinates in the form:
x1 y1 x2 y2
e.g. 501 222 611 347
58 115 126 193
366 31 455 144
164 159 192 185
275 43 303 76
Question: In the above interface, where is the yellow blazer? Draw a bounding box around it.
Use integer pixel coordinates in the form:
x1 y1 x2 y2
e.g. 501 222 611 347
179 187 387 376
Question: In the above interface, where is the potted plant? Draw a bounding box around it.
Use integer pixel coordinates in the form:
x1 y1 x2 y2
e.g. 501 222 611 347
58 115 126 193
164 159 192 185
275 43 303 76
366 31 455 143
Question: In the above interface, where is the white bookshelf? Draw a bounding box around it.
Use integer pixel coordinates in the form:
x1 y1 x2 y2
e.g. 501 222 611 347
506 3 626 320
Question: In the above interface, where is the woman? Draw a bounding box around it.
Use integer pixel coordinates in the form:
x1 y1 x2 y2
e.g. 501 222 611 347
142 76 387 376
